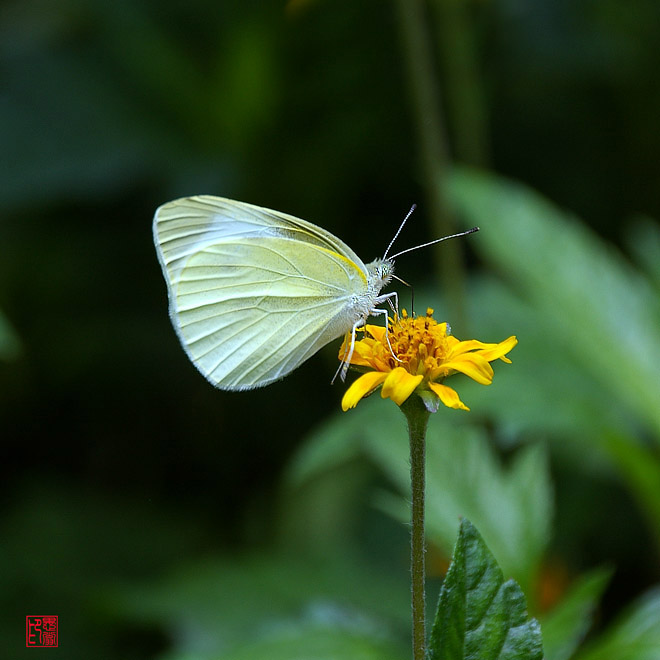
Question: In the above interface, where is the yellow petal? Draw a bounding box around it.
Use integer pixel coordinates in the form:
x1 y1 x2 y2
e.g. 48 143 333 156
442 354 494 385
476 336 518 362
444 335 461 348
341 371 388 411
381 367 423 405
364 324 387 343
447 338 492 356
448 336 518 361
428 381 470 411
338 334 384 367
350 339 378 366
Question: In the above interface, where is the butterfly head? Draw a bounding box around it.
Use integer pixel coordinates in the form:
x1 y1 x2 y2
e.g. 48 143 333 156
366 258 394 293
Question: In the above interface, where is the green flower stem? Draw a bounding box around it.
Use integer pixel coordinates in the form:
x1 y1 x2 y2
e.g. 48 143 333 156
400 395 431 660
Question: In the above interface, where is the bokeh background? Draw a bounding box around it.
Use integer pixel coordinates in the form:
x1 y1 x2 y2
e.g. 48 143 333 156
3 1 660 659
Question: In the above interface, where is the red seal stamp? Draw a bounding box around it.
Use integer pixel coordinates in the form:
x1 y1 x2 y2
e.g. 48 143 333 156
26 615 58 647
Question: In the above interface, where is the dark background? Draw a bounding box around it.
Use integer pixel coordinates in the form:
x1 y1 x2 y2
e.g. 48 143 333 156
2 1 660 658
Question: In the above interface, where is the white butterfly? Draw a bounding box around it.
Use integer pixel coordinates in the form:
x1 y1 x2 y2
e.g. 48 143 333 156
153 196 476 391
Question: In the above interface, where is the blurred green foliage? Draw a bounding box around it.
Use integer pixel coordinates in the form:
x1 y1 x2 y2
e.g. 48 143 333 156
2 0 660 658
0 308 22 360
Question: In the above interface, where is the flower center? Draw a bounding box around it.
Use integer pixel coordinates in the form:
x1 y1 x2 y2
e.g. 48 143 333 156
383 308 450 378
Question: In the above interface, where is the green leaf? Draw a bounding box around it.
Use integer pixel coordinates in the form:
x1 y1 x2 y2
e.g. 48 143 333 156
451 277 635 448
372 426 551 600
159 628 407 660
217 628 406 660
290 397 552 599
540 567 612 660
449 168 660 441
575 586 660 660
0 308 21 360
446 169 660 547
600 433 660 551
626 216 660 291
429 518 543 660
285 394 404 489
107 552 410 659
423 435 551 600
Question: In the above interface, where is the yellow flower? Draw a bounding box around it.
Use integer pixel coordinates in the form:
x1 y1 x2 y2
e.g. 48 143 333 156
339 308 517 412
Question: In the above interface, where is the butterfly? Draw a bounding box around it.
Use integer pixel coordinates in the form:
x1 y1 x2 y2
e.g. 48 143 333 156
153 196 477 391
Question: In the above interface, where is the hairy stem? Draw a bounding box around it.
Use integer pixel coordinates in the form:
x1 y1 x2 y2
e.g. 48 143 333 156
401 395 431 660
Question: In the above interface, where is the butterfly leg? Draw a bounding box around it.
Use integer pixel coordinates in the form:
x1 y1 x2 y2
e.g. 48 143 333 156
333 291 401 385
373 292 403 364
332 319 363 383
386 291 399 317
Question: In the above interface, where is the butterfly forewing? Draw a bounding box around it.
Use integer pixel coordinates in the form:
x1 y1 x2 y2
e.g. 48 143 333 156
155 196 366 275
153 196 371 390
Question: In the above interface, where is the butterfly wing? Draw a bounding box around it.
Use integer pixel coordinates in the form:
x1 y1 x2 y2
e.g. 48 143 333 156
153 196 370 390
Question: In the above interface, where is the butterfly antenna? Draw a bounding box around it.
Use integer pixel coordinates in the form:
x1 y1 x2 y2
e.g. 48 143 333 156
387 226 479 261
383 204 417 260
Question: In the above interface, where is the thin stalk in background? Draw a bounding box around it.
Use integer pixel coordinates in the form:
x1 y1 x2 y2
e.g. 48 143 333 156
394 0 468 333
432 0 490 168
